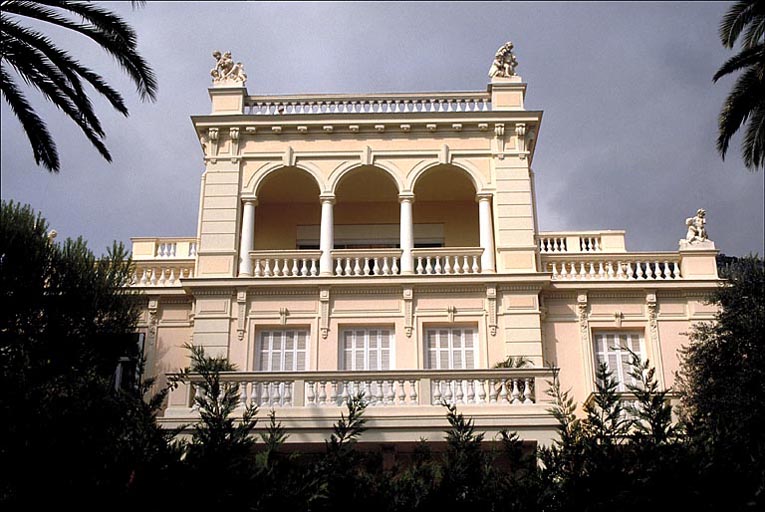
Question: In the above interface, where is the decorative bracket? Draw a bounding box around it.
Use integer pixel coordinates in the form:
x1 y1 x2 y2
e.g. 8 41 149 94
147 299 159 339
236 290 247 341
279 307 288 326
447 305 457 323
208 128 219 162
403 287 413 338
613 311 624 328
229 127 240 163
283 145 295 167
494 123 505 158
361 145 372 166
577 292 590 343
486 285 497 336
515 123 526 159
438 144 450 164
320 288 330 339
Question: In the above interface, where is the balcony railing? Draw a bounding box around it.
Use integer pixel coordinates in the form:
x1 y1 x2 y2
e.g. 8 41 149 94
333 249 402 276
412 247 483 275
245 91 492 116
543 253 682 281
131 262 195 287
130 237 198 287
537 231 627 254
166 368 554 412
250 250 322 277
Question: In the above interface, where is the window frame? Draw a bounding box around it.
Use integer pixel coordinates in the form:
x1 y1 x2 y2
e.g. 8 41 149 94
339 326 395 371
255 328 310 372
592 331 646 392
424 325 479 370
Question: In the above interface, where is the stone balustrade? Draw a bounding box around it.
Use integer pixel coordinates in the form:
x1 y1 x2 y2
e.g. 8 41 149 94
167 368 554 411
332 249 402 277
544 254 682 281
250 250 322 277
131 237 198 260
131 262 195 287
245 92 491 116
412 247 483 275
537 231 627 254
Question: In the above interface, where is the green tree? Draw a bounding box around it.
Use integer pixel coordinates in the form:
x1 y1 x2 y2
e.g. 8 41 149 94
1 0 157 172
713 0 765 171
677 255 765 509
0 200 172 509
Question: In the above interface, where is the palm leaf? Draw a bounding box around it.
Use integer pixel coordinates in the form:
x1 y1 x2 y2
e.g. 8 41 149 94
713 43 765 82
742 102 765 169
720 0 761 49
0 67 60 171
716 66 765 159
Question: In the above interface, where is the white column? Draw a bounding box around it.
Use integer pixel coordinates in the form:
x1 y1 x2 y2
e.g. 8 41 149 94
476 193 496 273
238 198 257 276
399 193 415 274
319 194 335 276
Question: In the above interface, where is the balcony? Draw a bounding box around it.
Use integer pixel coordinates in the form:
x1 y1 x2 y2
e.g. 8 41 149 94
130 237 197 287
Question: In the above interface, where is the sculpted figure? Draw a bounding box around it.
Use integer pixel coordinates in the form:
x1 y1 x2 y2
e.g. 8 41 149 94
210 51 246 85
685 208 708 243
488 42 518 78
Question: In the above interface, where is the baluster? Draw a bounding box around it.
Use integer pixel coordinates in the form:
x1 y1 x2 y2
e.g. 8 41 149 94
375 380 384 404
634 261 643 279
253 259 261 277
477 380 487 403
398 380 407 404
463 255 471 273
489 380 499 403
594 238 601 251
472 255 480 273
455 380 464 404
560 262 568 279
434 256 442 274
239 382 248 408
511 379 521 404
416 257 424 274
250 381 259 406
551 262 558 279
673 261 681 279
334 258 342 276
261 381 270 406
342 381 350 405
391 257 399 275
499 380 508 402
168 268 176 285
139 269 148 285
466 380 475 403
579 262 586 280
355 257 363 276
310 259 318 276
645 261 655 279
344 258 353 276
569 262 578 280
283 382 292 406
300 258 309 276
443 381 454 404
626 261 634 279
384 381 395 405
291 258 299 277
330 381 339 405
306 381 316 405
263 259 272 277
365 381 374 404
425 256 433 274
589 262 596 279
372 257 380 276
158 268 167 286
604 261 613 279
193 384 202 409
523 378 534 404
598 261 606 279
432 381 442 404
444 255 453 274
662 261 671 280
409 379 418 404
653 261 662 279
272 382 282 406
282 258 290 276
382 257 390 275
318 381 327 405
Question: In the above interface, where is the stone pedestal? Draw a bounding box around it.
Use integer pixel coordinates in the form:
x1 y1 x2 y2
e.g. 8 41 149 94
678 240 718 279
488 76 526 110
209 86 247 115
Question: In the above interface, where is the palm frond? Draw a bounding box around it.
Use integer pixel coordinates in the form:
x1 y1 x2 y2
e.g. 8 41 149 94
743 13 765 48
717 66 765 159
0 66 60 171
720 0 761 48
713 43 765 82
742 102 765 169
2 1 157 101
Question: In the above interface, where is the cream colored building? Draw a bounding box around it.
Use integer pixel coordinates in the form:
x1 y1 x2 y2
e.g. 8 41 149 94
130 49 719 448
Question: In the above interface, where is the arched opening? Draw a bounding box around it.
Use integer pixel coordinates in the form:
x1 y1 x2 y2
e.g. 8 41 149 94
412 164 479 248
333 165 400 249
254 166 321 250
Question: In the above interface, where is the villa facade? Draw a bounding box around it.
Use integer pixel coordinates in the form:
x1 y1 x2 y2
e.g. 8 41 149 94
130 46 720 448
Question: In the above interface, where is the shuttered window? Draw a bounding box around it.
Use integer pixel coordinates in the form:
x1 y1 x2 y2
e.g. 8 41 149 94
593 332 645 391
257 330 309 372
425 327 477 369
340 328 393 370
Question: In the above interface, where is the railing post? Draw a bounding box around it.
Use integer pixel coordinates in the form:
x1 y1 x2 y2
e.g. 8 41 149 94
419 377 432 405
319 194 335 276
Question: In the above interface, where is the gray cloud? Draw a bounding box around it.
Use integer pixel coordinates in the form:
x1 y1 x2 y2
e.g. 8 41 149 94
2 1 762 256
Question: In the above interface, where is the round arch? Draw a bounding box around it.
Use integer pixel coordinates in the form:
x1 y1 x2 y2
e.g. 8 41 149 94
243 161 325 197
407 160 485 194
328 161 403 195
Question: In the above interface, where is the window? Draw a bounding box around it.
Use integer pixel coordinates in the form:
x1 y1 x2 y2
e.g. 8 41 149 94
425 327 477 369
341 328 393 370
114 332 145 392
593 332 645 392
257 330 308 371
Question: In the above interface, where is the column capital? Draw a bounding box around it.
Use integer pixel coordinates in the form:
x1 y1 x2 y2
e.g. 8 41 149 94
475 192 493 203
241 195 258 206
319 193 336 205
398 193 415 204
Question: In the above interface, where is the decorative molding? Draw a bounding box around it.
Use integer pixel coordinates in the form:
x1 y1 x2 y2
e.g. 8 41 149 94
400 124 411 132
147 299 159 339
271 126 282 135
279 307 289 325
447 305 457 323
613 311 624 327
320 288 330 339
236 290 247 341
251 288 316 296
361 145 372 166
208 128 219 162
499 284 545 292
333 288 400 296
297 125 308 134
515 123 526 159
403 287 413 338
645 291 665 387
245 126 257 134
349 125 360 133
438 144 450 164
374 124 385 133
452 123 463 132
494 123 505 158
323 125 334 133
229 127 240 162
426 124 437 132
478 123 489 131
283 145 295 166
417 286 485 294
486 285 497 336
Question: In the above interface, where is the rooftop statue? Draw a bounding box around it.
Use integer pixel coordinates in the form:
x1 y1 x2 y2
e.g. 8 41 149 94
685 208 709 243
488 42 518 79
211 50 247 86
